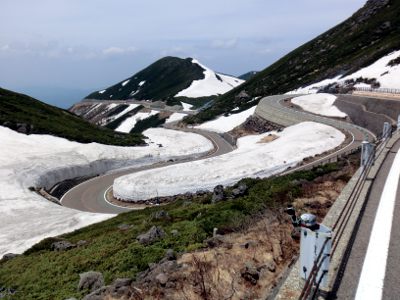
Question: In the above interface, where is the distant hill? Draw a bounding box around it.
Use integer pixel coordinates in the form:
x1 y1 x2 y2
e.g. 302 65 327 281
84 56 244 106
186 0 400 124
238 71 259 81
0 87 144 146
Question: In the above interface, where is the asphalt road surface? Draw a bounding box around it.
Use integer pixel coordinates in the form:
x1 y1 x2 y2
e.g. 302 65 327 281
62 94 375 214
332 138 400 299
61 129 234 214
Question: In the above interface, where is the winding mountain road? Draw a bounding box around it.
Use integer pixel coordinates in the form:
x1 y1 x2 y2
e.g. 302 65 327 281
61 94 375 214
61 129 234 214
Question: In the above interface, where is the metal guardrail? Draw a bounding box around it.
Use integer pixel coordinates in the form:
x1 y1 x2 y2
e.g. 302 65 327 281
354 87 400 95
298 134 390 300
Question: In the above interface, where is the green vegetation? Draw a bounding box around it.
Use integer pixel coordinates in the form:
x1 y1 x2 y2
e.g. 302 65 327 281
0 88 145 146
85 57 205 102
0 163 340 299
187 0 400 123
130 114 166 133
238 71 259 81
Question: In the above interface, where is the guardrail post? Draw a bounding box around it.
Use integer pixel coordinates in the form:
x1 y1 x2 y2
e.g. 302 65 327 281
361 141 375 168
300 214 332 290
397 115 400 132
383 122 392 140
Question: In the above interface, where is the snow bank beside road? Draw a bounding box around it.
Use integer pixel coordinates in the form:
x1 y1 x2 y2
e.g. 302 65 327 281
113 122 345 201
0 126 213 257
195 106 256 133
292 94 347 118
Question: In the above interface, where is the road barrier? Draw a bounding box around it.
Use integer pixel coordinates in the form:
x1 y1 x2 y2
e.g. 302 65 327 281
298 132 391 300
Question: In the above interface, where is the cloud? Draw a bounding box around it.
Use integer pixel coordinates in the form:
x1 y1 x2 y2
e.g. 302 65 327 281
0 44 10 51
102 46 137 56
210 38 237 49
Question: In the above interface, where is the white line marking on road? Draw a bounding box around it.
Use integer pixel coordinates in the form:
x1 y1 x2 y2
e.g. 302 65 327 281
355 148 400 300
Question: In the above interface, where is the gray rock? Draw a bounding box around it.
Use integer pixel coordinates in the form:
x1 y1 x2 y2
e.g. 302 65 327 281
152 210 169 220
64 298 78 300
2 253 19 260
212 185 224 203
170 229 179 236
136 226 166 245
78 271 104 292
113 278 132 289
164 249 176 261
51 240 75 251
77 240 88 247
155 273 168 285
82 286 108 300
118 223 132 231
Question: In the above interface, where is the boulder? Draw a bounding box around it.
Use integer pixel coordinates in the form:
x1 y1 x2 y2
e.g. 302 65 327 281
155 273 168 285
51 240 76 251
212 185 225 203
78 271 104 292
137 226 166 245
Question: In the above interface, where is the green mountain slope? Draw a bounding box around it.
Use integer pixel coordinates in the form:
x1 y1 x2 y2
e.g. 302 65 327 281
187 0 399 123
238 71 259 81
0 88 144 146
85 57 205 105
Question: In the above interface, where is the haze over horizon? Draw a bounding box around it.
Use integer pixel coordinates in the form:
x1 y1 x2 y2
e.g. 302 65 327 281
1 0 366 108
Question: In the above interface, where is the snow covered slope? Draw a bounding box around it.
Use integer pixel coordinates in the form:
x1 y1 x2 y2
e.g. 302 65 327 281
115 110 159 133
84 56 243 102
113 122 345 201
175 59 244 98
291 94 347 118
291 50 400 93
194 105 256 133
0 126 212 257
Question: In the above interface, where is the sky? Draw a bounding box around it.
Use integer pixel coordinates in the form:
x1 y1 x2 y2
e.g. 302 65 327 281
0 0 367 108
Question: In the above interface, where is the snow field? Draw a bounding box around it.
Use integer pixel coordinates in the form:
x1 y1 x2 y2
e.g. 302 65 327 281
175 59 244 98
290 50 400 93
0 126 213 257
291 94 347 118
113 122 345 201
165 113 187 123
195 105 256 133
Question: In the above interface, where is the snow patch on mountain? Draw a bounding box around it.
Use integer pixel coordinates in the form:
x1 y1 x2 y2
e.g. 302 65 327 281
195 105 256 133
122 79 130 86
116 110 159 133
0 126 213 257
175 59 244 98
113 122 345 201
290 50 400 93
292 94 347 118
165 113 187 124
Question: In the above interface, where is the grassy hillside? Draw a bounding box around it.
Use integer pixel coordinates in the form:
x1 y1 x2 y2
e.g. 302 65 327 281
186 0 400 123
85 57 205 105
0 164 340 299
0 88 145 146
